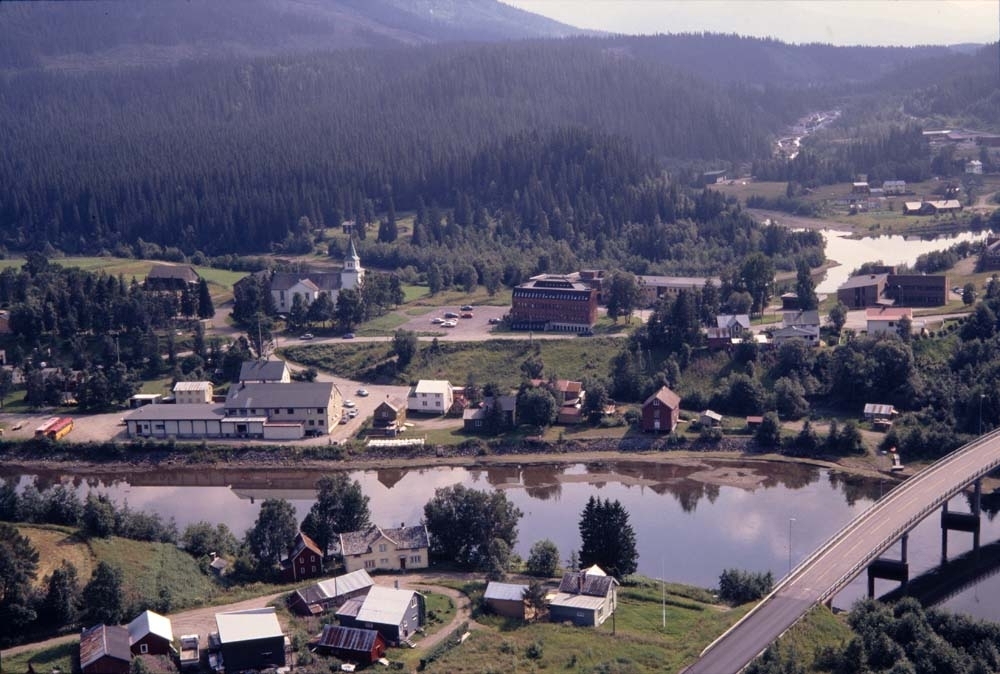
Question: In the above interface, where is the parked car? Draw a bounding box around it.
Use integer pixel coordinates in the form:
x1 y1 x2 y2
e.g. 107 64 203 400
343 332 355 339
443 320 457 327
348 408 359 418
344 400 356 408
300 333 314 340
357 388 369 396
444 311 459 319
460 312 473 319
460 304 474 311
340 416 349 424
488 317 502 324
431 317 445 324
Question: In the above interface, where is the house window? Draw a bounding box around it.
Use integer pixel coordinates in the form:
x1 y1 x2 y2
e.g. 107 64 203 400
380 558 389 565
422 401 427 407
410 555 421 563
317 407 323 414
287 408 294 414
140 644 148 654
310 555 316 562
311 566 316 573
299 558 305 565
318 419 324 426
309 420 315 426
378 544 387 553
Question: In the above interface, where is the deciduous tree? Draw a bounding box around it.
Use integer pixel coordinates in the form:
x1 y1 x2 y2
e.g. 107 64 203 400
423 485 522 569
245 498 298 575
300 475 370 556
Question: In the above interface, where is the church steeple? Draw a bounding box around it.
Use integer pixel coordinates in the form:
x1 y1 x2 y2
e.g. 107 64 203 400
342 238 364 290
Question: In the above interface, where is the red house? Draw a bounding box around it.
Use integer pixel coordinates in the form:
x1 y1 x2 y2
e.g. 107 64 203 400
283 531 325 582
641 386 681 433
80 625 132 674
127 610 175 656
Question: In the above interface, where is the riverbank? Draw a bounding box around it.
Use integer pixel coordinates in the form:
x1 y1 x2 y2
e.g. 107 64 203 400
0 435 898 491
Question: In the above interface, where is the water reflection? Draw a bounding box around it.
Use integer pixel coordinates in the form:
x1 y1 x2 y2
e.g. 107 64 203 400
5 460 1000 621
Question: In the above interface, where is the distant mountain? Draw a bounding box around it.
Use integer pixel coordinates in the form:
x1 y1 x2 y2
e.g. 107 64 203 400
0 0 584 71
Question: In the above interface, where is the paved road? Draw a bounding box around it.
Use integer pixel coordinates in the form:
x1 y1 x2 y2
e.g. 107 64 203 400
683 428 1000 674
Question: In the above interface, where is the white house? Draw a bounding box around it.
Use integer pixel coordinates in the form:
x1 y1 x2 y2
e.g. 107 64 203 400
173 381 213 404
407 380 454 414
866 307 913 335
771 324 820 346
339 524 430 573
966 160 983 175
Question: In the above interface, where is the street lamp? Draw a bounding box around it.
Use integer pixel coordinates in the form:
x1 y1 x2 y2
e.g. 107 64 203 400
980 393 986 435
788 517 796 574
896 284 904 307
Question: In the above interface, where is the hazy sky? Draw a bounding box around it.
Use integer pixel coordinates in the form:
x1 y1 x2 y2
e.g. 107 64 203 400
503 1 999 47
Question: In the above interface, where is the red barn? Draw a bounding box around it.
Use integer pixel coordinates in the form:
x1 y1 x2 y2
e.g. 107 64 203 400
80 625 131 674
127 610 175 656
641 386 681 433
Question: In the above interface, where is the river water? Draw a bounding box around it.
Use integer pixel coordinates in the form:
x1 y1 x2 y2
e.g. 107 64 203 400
5 459 1000 621
816 229 988 294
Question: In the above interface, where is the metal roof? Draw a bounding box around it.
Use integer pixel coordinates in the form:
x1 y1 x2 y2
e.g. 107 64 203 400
413 380 452 396
238 360 289 382
484 582 528 602
215 607 283 644
126 404 225 422
351 586 417 625
173 381 212 392
339 525 429 557
838 273 887 290
643 385 680 409
128 610 174 644
226 382 335 411
548 592 607 611
315 625 380 652
80 624 131 668
316 570 375 598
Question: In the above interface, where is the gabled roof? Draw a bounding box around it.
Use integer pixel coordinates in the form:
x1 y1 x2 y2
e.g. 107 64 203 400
866 307 913 320
294 570 375 607
345 586 418 626
463 396 517 421
315 625 380 652
484 582 528 602
772 325 819 338
339 524 429 557
128 610 174 644
147 264 200 283
643 385 680 410
375 398 405 413
226 382 335 411
270 271 342 293
80 624 131 668
173 381 212 392
216 608 283 644
838 273 888 290
716 314 751 330
289 531 323 560
863 403 896 416
558 568 618 597
238 360 289 383
413 380 452 396
782 310 820 327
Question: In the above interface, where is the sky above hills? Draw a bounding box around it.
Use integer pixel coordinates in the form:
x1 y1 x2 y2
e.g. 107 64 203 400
502 0 999 46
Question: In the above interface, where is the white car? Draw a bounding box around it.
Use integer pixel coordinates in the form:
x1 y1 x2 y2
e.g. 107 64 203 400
344 400 356 408
348 408 359 418
357 388 369 397
443 320 457 328
431 317 445 324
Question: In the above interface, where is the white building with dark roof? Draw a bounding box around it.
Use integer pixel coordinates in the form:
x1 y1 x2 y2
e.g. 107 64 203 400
269 241 364 312
548 565 618 627
339 524 430 573
238 360 291 384
407 380 454 415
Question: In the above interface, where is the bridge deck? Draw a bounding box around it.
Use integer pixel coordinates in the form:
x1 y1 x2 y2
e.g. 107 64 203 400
681 430 1000 674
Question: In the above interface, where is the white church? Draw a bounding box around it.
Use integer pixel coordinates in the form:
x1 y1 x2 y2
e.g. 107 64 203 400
269 240 365 313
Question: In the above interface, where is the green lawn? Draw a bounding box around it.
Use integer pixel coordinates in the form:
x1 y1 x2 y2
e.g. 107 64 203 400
284 338 622 388
4 641 76 674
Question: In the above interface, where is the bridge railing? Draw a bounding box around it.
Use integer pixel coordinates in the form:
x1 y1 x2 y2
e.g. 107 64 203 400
699 428 1000 661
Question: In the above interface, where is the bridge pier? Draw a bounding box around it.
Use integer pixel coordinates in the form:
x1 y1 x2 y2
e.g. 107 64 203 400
868 533 909 598
941 480 982 563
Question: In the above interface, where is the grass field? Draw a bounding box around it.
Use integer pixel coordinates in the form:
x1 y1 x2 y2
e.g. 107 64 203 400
283 338 623 388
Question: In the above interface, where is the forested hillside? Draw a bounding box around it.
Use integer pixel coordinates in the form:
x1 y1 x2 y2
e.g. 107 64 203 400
0 40 798 260
0 0 582 70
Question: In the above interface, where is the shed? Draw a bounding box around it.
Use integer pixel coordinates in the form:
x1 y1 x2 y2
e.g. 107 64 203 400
863 403 896 422
311 626 386 666
127 610 175 656
288 569 375 616
215 608 286 673
80 625 132 674
700 410 723 427
484 582 529 620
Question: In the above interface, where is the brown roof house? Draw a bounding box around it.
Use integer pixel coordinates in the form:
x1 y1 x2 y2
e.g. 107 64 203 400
548 565 619 627
288 569 375 617
641 386 681 433
127 610 175 656
311 625 386 666
373 397 406 435
144 264 200 291
282 531 325 582
339 524 429 573
80 624 132 674
530 378 586 425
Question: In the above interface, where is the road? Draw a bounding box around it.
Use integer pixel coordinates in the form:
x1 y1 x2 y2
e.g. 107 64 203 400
683 428 1000 674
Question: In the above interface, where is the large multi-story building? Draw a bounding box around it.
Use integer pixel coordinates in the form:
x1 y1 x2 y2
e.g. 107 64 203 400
510 275 597 333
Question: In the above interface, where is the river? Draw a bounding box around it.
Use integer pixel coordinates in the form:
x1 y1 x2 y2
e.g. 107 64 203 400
5 459 1000 621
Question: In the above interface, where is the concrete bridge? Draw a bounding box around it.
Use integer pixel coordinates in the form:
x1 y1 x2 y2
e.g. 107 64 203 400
681 429 1000 674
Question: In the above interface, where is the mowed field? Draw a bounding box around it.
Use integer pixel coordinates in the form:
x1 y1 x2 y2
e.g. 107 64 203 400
0 257 246 302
